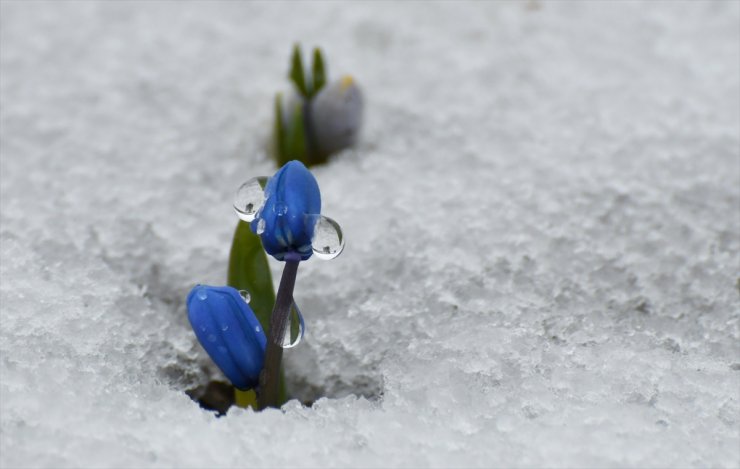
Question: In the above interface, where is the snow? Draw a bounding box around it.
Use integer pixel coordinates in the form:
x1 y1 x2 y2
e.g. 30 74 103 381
1 1 739 468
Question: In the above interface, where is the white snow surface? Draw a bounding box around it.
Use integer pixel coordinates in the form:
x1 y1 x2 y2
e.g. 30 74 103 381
1 2 739 468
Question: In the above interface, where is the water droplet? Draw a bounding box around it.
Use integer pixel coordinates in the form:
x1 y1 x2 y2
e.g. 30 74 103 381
274 202 288 216
234 176 268 222
238 289 251 304
221 325 229 331
255 325 261 333
207 334 217 343
196 288 208 300
281 301 305 349
309 215 345 260
256 218 266 235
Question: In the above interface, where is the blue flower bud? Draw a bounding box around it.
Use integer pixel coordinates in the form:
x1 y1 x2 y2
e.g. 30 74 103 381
252 161 321 261
187 285 267 390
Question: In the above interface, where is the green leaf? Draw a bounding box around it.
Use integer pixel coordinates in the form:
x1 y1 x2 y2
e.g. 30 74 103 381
273 93 290 167
227 219 287 405
234 388 258 408
284 102 308 162
289 44 308 97
310 47 327 98
227 220 275 329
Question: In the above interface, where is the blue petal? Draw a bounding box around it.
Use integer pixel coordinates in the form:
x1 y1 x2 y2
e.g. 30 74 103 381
187 285 267 390
253 161 321 261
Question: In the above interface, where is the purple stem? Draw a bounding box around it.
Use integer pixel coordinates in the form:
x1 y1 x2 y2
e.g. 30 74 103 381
258 252 301 409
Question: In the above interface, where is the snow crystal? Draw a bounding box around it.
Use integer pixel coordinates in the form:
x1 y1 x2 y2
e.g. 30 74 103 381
1 1 738 468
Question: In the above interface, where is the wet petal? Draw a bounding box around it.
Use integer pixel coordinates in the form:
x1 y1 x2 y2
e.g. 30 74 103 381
187 285 267 390
252 161 321 261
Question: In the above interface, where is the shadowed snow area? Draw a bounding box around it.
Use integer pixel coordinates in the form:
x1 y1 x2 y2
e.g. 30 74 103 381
1 2 739 467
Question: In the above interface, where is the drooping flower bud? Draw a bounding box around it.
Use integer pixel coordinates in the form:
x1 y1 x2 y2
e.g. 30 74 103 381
187 285 267 390
251 161 321 261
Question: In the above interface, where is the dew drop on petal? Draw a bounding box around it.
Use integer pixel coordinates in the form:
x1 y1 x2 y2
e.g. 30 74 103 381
238 289 251 304
310 215 345 260
234 176 268 222
256 218 266 235
280 301 305 349
274 202 288 216
195 287 208 300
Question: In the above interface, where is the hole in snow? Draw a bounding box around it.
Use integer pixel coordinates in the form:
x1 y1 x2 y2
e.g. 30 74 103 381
99 221 383 414
180 311 384 415
181 326 384 415
185 369 383 416
186 381 236 416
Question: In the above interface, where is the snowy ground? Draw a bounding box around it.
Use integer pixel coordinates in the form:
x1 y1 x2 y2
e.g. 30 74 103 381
1 1 739 468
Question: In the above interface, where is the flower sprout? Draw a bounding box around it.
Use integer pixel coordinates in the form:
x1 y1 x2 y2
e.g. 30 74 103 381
272 44 364 167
